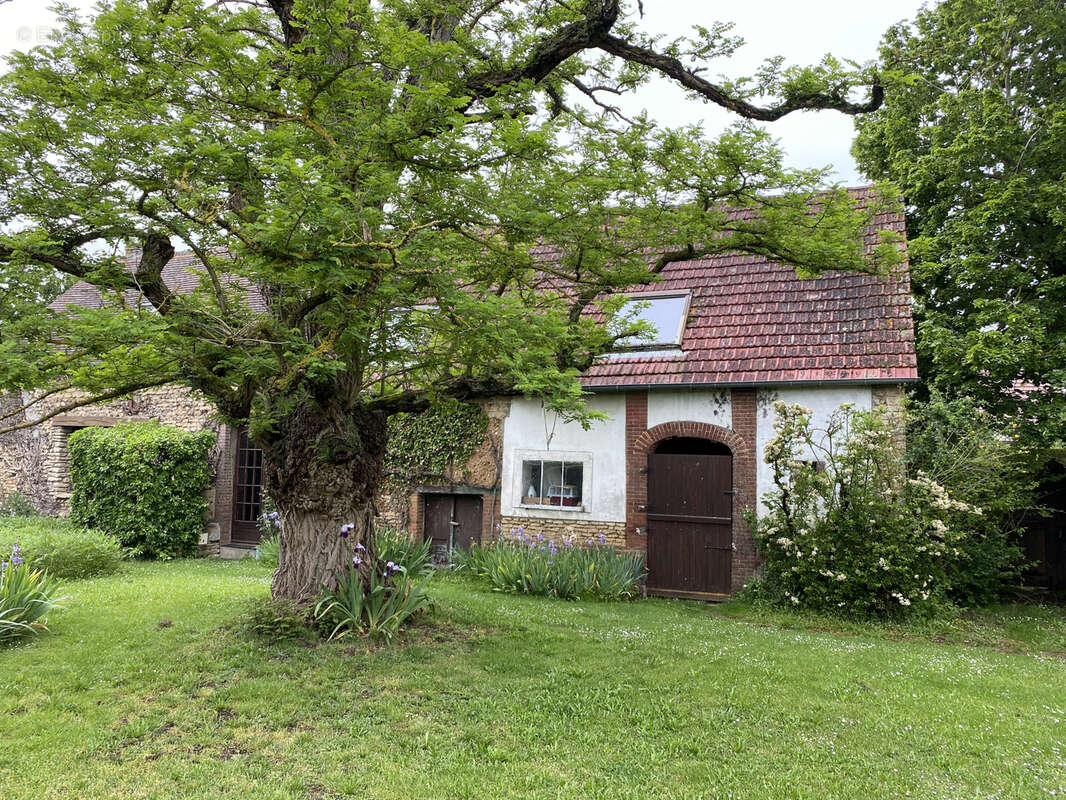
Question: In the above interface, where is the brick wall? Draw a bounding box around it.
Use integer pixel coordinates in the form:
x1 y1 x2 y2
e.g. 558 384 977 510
624 390 648 549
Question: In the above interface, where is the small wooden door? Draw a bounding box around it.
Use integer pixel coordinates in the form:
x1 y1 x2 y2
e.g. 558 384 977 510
231 430 264 544
646 449 732 597
423 493 482 560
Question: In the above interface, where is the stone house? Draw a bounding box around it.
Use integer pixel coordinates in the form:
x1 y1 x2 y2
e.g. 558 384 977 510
0 188 917 596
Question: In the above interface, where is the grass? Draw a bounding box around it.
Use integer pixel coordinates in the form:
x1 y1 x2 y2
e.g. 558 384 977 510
0 560 1063 799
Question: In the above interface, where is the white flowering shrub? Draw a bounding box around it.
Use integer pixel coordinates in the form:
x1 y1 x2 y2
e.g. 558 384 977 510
746 402 983 616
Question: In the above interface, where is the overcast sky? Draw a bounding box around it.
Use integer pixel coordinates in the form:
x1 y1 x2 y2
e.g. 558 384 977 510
0 0 927 184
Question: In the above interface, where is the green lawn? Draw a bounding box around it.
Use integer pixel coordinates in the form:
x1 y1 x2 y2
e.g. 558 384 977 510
1 560 1064 799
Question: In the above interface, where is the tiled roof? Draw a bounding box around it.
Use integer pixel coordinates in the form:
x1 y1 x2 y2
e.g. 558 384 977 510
581 187 918 389
49 250 267 313
48 186 917 389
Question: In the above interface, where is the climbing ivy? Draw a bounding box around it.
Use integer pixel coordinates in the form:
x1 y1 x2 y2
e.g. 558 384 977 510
384 401 489 490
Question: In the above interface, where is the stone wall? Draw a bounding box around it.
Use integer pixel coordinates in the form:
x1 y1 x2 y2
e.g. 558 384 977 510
496 515 626 548
375 397 509 536
0 385 229 551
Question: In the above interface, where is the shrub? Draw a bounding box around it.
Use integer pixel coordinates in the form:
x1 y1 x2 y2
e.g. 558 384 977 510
0 544 64 644
0 492 40 518
906 392 1036 604
0 517 123 579
462 527 645 601
748 402 983 616
376 526 432 576
68 422 215 559
314 558 431 643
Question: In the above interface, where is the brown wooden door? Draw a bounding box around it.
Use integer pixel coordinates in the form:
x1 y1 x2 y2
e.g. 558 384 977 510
646 452 732 596
231 430 264 544
423 494 482 561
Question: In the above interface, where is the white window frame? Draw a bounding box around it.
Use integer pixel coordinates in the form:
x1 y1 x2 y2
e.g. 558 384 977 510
514 451 593 513
614 290 692 350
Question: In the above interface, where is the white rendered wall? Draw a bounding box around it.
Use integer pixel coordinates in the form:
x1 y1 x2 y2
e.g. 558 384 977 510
500 395 627 523
646 389 732 431
755 386 873 514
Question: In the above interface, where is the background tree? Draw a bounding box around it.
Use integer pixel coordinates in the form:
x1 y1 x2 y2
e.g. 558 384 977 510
0 0 894 601
853 0 1066 445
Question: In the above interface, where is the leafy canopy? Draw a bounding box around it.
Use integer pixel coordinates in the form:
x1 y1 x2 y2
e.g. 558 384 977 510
853 0 1066 443
0 0 894 437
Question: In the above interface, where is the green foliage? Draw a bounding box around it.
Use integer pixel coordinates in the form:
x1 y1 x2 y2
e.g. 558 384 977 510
460 528 645 601
853 0 1066 441
314 563 431 644
375 526 432 577
749 402 984 616
0 517 124 580
68 422 214 559
255 534 279 571
384 402 488 489
241 597 312 643
0 492 40 518
906 392 1037 604
0 0 895 596
0 0 893 439
0 543 63 644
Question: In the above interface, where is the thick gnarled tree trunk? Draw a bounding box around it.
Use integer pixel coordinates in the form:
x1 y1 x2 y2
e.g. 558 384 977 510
261 402 388 602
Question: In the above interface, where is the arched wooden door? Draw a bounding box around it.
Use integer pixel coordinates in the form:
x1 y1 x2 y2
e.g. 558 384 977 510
646 437 733 598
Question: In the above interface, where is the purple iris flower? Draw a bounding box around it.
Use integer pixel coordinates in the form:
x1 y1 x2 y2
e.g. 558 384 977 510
352 555 362 568
588 540 595 547
599 534 606 545
339 522 354 538
354 542 366 553
550 546 558 556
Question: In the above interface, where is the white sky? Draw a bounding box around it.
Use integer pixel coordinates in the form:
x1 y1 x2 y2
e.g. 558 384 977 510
0 0 926 184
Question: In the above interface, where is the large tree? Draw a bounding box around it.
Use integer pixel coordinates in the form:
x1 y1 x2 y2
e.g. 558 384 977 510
0 0 894 601
853 0 1066 442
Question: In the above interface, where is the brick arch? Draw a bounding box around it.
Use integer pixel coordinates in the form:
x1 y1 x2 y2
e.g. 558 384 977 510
624 391 759 594
632 420 749 461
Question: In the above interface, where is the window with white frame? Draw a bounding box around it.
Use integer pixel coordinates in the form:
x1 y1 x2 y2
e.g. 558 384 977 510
520 459 585 509
612 292 690 349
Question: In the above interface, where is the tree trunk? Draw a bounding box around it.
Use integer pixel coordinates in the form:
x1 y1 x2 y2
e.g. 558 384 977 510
260 402 388 603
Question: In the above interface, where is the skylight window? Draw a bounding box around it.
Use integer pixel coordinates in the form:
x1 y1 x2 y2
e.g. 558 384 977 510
614 292 690 349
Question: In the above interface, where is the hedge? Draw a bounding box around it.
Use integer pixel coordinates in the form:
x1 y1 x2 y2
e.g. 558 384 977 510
68 422 215 558
0 516 123 579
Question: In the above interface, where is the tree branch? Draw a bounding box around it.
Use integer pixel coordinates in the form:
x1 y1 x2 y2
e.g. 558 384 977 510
596 34 883 120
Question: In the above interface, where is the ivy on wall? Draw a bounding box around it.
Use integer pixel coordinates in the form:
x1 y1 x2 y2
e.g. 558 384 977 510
383 401 489 491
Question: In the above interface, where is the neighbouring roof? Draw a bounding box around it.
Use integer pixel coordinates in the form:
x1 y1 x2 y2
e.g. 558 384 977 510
48 250 268 314
48 186 918 389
